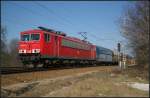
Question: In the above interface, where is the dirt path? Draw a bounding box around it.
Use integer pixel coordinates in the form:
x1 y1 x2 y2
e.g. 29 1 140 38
1 66 149 97
1 66 116 86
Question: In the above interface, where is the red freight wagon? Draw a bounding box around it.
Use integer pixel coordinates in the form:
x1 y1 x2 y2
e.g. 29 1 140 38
18 27 96 67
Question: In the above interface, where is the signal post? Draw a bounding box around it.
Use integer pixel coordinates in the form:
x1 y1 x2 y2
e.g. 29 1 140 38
118 42 126 70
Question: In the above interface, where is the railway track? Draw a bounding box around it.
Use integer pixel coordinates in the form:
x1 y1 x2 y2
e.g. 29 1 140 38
0 65 108 75
0 67 47 74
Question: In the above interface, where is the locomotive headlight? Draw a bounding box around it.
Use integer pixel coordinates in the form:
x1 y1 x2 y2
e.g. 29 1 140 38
23 50 26 53
19 50 22 53
32 49 40 53
19 49 26 53
36 49 40 53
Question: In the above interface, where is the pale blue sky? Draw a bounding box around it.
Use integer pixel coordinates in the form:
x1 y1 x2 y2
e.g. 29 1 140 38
1 1 133 51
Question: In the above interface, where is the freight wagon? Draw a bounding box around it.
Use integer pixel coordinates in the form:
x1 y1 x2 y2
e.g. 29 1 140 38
96 46 113 64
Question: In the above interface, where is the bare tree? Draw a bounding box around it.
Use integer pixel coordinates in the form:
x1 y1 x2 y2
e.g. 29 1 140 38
119 1 149 68
9 38 22 66
1 25 7 53
1 26 22 67
0 26 9 67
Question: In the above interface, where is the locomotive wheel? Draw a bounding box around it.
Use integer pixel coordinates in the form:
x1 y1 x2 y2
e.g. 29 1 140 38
43 64 48 68
33 64 37 68
23 64 34 69
43 62 49 68
22 64 29 69
43 60 49 68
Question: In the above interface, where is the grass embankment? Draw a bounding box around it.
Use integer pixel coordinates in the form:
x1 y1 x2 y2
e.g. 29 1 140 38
47 69 148 97
1 65 149 97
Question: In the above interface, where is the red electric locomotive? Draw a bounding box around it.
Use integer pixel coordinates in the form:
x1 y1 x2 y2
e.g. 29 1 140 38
18 27 96 67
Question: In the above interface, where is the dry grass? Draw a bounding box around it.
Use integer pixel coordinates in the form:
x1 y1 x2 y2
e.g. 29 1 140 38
1 66 115 86
43 72 149 97
1 65 149 97
121 66 149 82
48 72 148 97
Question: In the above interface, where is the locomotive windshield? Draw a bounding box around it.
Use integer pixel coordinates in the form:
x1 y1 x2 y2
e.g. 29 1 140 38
21 34 30 41
21 34 40 41
31 34 40 41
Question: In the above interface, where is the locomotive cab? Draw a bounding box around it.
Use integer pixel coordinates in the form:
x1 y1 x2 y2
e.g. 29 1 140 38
19 31 41 54
18 30 42 65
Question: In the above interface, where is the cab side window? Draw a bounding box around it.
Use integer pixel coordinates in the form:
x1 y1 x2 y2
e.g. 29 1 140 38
44 33 50 42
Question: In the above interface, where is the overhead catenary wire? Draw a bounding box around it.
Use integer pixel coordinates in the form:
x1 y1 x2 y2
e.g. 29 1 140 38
34 1 83 36
4 18 30 28
34 1 82 30
8 2 78 32
34 2 118 43
9 1 45 17
4 2 120 45
55 7 118 41
3 2 80 40
9 2 113 42
51 6 118 42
